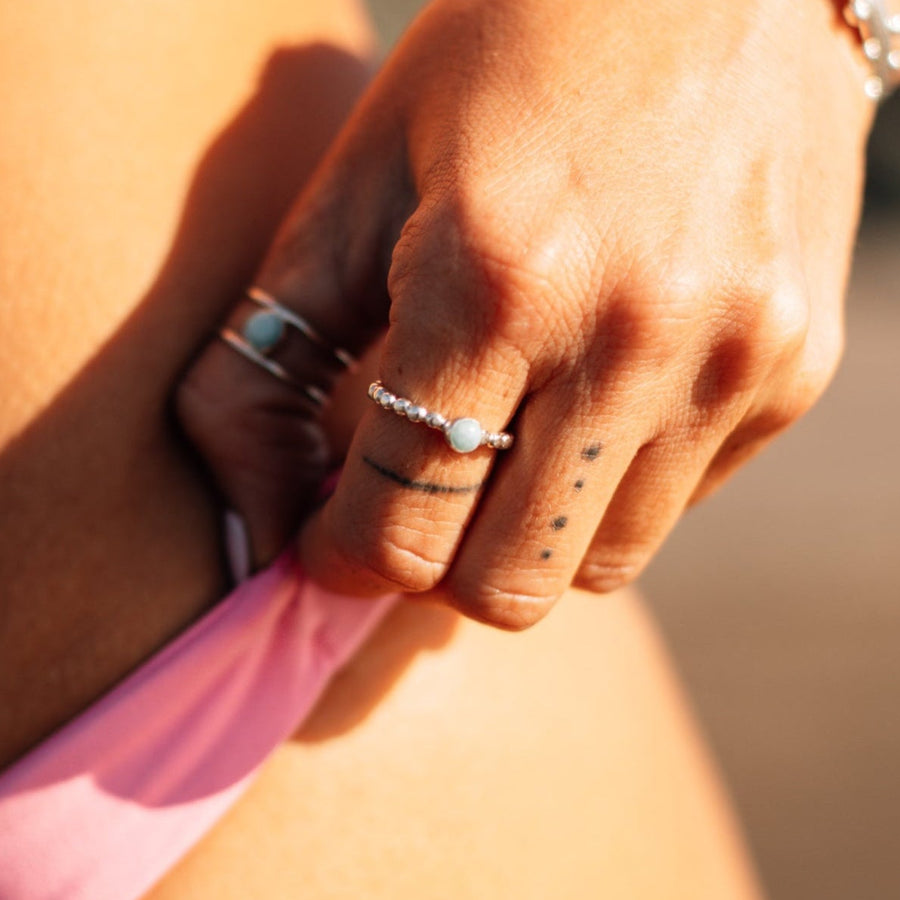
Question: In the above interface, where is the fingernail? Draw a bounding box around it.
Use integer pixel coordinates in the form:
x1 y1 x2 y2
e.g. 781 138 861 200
223 508 252 584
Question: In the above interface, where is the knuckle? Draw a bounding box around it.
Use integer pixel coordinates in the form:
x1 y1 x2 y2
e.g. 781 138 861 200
800 320 845 395
649 264 709 323
390 190 581 356
758 281 811 350
780 358 842 425
687 274 812 411
389 192 518 296
332 520 448 594
727 268 811 352
386 208 435 301
750 316 844 432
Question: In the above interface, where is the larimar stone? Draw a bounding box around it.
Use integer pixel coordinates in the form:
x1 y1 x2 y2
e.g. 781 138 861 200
446 417 483 453
242 311 284 353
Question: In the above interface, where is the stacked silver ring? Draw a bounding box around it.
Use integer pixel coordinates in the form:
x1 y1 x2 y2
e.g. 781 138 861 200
245 287 356 369
368 380 514 453
218 286 356 407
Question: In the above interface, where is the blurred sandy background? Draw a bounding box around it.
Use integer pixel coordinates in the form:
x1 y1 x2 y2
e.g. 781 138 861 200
367 3 900 898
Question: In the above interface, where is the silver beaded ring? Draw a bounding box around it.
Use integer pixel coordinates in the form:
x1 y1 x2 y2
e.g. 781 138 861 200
367 380 514 453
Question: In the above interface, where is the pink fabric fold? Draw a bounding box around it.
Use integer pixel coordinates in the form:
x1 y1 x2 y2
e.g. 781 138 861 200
0 551 397 900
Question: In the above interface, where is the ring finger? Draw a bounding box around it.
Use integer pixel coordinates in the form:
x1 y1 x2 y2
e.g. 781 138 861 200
298 362 524 598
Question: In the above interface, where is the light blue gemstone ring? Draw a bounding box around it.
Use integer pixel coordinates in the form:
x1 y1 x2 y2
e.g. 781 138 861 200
219 328 328 407
245 287 356 369
242 310 285 354
367 381 514 453
218 285 359 408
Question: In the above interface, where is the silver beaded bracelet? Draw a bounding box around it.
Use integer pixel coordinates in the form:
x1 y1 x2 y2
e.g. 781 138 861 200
845 0 900 100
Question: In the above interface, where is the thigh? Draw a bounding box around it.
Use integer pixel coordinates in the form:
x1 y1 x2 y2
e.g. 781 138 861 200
146 585 764 900
0 0 375 767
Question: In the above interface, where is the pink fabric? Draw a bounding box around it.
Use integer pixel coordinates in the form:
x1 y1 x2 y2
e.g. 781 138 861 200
0 551 398 900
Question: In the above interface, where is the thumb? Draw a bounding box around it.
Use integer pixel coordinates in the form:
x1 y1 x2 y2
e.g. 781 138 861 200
176 122 408 568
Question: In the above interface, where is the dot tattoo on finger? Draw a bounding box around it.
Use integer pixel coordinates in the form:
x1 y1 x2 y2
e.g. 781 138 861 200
581 443 602 462
551 516 568 531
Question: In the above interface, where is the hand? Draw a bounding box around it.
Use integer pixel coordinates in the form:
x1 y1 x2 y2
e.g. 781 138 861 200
177 0 873 629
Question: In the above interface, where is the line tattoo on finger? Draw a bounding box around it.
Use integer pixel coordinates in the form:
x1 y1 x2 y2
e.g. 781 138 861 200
363 456 487 495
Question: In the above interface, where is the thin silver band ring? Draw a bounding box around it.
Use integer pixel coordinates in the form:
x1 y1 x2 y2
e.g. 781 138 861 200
246 286 356 370
219 328 328 407
368 380 514 453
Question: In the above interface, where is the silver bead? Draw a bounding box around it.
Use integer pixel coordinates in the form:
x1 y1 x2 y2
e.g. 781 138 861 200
379 392 396 408
407 405 426 422
392 398 411 415
865 75 885 99
864 36 883 59
425 412 447 429
854 0 873 21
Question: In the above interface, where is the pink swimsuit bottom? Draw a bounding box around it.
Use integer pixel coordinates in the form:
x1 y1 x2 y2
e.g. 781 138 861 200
0 523 399 900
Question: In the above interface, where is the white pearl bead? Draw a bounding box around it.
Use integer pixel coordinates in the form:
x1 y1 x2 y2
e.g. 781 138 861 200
865 75 884 100
864 36 882 60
